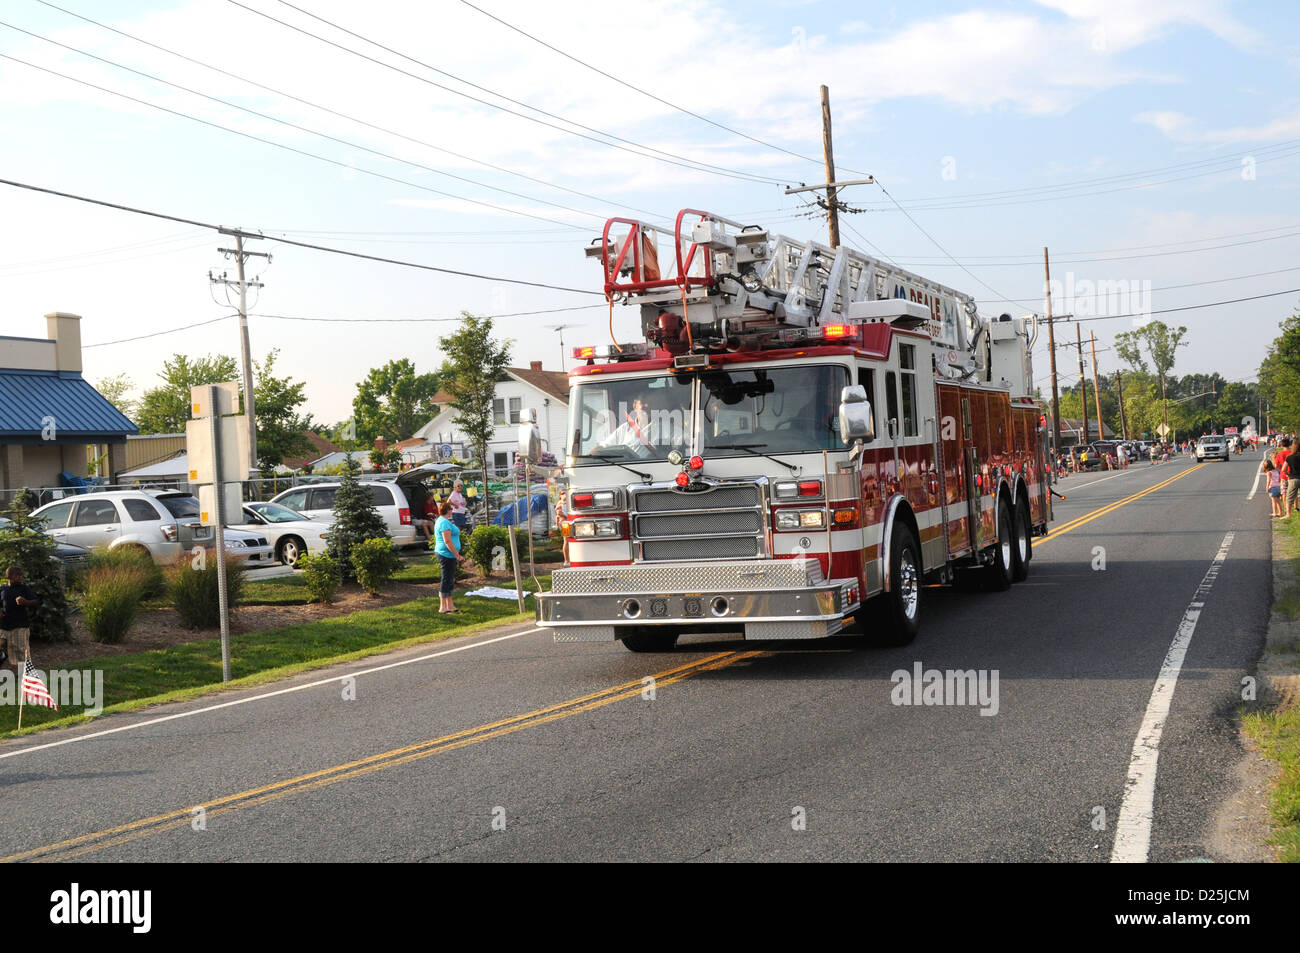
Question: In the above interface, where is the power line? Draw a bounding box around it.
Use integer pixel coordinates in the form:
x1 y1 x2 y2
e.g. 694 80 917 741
228 0 790 187
454 0 868 177
977 265 1300 305
0 22 620 228
254 305 606 323
911 229 1300 269
1045 287 1300 325
0 176 605 295
84 313 238 348
30 0 668 224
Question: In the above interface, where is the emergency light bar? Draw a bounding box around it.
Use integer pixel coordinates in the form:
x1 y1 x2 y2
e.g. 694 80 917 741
778 324 863 345
572 342 650 361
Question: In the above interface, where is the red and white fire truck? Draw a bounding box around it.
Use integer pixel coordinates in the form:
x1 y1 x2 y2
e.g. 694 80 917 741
528 209 1051 651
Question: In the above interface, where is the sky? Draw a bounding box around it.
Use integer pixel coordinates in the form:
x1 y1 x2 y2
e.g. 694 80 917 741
0 0 1297 427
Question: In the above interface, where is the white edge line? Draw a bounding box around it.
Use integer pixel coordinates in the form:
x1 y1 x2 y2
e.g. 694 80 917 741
1109 532 1233 863
0 626 546 762
1246 466 1262 500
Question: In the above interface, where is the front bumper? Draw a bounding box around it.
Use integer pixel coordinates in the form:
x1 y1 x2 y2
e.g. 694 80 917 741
536 559 857 642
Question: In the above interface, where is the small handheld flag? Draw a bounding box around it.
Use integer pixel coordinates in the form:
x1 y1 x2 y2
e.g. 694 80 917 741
21 658 57 710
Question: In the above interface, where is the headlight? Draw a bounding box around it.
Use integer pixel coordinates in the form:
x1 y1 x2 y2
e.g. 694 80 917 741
572 519 620 538
225 539 246 549
776 509 825 530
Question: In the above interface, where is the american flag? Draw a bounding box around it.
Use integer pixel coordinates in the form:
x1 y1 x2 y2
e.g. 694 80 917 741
21 659 57 710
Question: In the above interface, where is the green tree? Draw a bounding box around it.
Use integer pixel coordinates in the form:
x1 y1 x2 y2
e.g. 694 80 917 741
1259 305 1300 432
252 349 314 472
351 359 442 445
94 373 136 421
0 499 70 642
1113 321 1188 432
325 454 389 583
136 354 238 434
438 313 512 518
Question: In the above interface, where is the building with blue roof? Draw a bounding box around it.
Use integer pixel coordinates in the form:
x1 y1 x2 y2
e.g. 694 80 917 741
0 313 137 501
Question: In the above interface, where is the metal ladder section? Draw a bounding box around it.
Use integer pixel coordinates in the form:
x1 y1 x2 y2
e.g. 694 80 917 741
590 208 982 351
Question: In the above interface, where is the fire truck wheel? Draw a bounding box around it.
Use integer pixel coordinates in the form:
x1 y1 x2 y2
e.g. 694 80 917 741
1011 498 1031 582
621 628 680 653
860 524 921 645
984 498 1015 591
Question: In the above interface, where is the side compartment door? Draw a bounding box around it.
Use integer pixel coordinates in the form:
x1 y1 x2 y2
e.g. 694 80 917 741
938 385 970 555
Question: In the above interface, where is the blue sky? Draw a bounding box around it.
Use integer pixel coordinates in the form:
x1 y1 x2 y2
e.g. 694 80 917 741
0 0 1296 425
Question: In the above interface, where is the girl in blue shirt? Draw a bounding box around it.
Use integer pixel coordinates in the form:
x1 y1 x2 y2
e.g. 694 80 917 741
434 501 463 613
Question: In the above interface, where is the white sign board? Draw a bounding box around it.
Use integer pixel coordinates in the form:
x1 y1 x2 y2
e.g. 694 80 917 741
191 381 240 419
1155 423 1170 437
186 416 250 485
198 483 244 527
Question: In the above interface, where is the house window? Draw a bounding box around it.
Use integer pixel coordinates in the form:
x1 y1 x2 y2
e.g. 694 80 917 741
493 451 509 473
493 398 506 425
509 397 521 424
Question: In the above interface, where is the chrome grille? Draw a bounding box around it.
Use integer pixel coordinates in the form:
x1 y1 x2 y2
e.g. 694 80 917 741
550 559 825 593
630 480 765 562
635 511 762 538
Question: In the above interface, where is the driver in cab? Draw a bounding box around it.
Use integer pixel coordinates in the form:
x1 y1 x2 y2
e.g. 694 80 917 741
592 396 658 458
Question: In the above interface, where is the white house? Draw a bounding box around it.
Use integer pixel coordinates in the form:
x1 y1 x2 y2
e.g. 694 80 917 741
413 362 568 473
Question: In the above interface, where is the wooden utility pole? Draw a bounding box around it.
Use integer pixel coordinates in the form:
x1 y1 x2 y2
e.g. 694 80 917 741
1116 370 1129 439
1077 323 1089 448
1089 331 1104 439
212 231 270 474
1044 248 1062 454
820 85 839 248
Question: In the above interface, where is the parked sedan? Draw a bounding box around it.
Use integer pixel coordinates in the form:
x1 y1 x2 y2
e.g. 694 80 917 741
0 515 91 571
233 502 332 568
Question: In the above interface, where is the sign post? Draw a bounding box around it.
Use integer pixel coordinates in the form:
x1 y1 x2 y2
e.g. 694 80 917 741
187 383 250 683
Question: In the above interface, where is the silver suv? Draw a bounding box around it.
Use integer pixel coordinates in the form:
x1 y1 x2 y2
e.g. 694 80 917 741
30 490 275 566
270 473 431 548
1195 435 1229 462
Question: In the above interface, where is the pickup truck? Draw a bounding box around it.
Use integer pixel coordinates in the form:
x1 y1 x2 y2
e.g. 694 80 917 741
1195 435 1229 462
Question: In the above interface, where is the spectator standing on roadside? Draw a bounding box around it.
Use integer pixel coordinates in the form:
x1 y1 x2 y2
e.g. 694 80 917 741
0 567 40 669
434 500 463 613
1264 458 1284 518
1284 440 1300 517
447 480 470 532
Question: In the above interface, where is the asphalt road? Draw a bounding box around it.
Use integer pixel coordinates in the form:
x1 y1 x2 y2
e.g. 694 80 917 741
0 451 1272 862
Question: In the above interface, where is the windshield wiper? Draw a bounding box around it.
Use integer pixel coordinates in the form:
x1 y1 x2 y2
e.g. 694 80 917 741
707 443 799 473
577 453 653 481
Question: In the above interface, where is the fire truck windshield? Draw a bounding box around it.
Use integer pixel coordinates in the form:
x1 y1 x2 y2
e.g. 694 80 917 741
701 365 849 455
569 364 851 465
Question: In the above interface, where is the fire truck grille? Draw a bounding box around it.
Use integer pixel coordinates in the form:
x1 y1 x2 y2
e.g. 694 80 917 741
631 482 765 562
634 485 760 512
635 511 762 538
642 537 758 561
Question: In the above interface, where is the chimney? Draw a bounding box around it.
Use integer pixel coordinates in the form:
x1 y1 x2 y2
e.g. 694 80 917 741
375 436 388 453
45 312 82 374
530 360 543 371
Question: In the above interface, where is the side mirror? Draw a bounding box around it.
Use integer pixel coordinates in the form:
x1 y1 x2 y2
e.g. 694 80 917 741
518 407 542 464
838 385 875 442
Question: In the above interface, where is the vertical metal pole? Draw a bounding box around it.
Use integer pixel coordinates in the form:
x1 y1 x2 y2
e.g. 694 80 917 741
1077 324 1089 449
509 467 524 612
523 462 536 582
210 395 232 683
235 234 259 474
1116 370 1129 440
820 85 840 249
1044 249 1062 455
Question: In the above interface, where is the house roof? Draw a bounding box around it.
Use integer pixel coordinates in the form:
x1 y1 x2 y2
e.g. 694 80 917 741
1058 417 1115 438
505 366 569 403
0 369 138 442
283 431 339 471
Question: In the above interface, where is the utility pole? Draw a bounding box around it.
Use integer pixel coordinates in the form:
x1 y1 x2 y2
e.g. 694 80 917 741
547 323 577 372
1076 324 1089 448
1116 370 1129 440
211 230 270 474
784 89 873 247
1044 248 1062 454
1089 331 1104 440
820 85 839 248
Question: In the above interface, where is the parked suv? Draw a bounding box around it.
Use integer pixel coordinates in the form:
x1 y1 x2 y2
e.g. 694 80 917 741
1196 435 1229 462
30 490 275 566
270 469 436 548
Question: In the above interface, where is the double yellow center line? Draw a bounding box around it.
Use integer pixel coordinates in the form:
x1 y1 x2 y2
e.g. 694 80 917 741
1038 463 1206 545
4 650 762 862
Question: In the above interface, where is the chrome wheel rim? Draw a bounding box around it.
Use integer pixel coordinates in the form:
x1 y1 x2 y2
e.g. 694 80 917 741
1000 515 1012 568
1016 514 1028 562
898 550 919 619
282 540 300 566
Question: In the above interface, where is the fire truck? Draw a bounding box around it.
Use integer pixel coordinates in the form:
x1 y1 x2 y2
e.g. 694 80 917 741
526 209 1051 651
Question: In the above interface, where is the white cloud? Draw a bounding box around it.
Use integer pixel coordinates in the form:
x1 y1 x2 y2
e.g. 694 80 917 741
1135 109 1300 144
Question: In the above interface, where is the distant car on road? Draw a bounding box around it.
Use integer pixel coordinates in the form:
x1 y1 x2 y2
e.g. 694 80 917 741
232 502 332 568
1196 435 1230 462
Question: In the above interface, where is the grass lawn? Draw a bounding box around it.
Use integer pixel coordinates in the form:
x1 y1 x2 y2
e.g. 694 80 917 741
3 573 549 737
1244 704 1300 862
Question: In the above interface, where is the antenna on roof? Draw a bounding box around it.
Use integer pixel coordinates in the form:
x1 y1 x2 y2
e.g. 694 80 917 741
547 324 579 372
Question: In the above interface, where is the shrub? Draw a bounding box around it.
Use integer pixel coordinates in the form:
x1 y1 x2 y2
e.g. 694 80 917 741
169 555 245 629
464 525 528 575
88 545 165 599
299 552 339 604
80 565 145 644
351 537 399 596
0 499 70 642
327 454 388 583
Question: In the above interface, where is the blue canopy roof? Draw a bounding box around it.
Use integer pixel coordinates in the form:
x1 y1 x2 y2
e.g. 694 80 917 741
0 369 138 443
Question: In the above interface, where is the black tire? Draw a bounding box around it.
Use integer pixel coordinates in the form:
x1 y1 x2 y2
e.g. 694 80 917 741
1011 498 1031 582
621 627 679 653
983 497 1014 591
278 535 306 568
859 524 921 646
